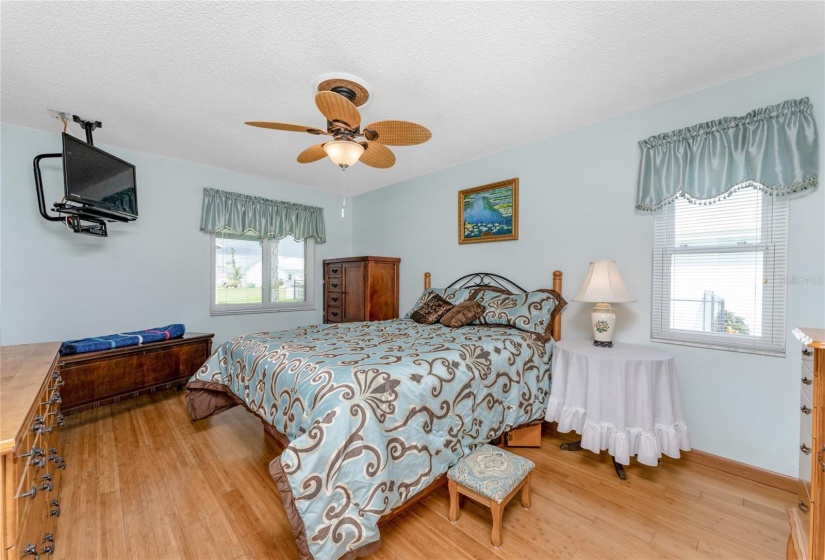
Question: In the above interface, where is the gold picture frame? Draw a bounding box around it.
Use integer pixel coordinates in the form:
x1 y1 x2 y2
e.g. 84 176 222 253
458 178 519 244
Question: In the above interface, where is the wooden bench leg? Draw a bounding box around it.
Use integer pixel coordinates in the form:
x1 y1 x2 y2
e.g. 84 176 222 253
448 479 460 522
491 501 503 547
521 473 532 509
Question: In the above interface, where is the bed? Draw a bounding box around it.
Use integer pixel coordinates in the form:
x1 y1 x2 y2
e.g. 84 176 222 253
185 271 565 560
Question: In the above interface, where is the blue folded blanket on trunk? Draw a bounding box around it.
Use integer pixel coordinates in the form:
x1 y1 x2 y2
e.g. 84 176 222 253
60 324 186 356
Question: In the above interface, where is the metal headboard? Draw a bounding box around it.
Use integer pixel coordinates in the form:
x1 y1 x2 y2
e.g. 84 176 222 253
423 270 564 340
444 272 528 294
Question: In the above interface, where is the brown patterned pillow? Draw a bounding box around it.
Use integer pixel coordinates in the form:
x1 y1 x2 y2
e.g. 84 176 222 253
410 294 454 324
440 300 485 328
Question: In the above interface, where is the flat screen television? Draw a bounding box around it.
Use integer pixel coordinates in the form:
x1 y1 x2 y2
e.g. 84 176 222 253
62 133 138 220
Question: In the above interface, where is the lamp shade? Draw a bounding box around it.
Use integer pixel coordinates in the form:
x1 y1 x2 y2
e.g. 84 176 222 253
323 140 364 168
572 260 635 303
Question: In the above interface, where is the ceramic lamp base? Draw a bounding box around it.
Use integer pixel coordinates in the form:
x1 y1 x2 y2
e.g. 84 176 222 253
591 303 615 348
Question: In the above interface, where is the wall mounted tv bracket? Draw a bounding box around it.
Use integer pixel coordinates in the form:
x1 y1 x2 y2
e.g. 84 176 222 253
33 117 119 237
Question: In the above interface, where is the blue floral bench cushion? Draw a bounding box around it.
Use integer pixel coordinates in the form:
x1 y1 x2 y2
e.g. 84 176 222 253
447 444 535 503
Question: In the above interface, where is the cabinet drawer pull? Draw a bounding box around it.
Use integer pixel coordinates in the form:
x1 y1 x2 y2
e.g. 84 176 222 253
330 311 339 317
330 296 339 303
801 444 812 455
801 405 812 415
41 481 53 492
20 446 44 460
19 485 37 499
41 392 61 406
24 543 38 558
50 499 61 517
803 377 813 385
330 267 340 274
799 500 809 514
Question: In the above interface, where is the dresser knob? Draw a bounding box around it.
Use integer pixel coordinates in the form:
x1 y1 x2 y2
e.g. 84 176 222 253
41 481 53 492
19 485 37 499
801 444 812 455
799 500 810 514
801 405 812 415
803 377 813 385
20 446 44 459
24 543 39 559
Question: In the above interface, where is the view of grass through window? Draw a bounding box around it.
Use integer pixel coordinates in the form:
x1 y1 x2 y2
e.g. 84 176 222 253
214 234 305 306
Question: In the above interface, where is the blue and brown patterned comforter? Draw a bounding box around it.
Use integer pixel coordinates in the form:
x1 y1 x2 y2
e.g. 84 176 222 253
185 319 553 560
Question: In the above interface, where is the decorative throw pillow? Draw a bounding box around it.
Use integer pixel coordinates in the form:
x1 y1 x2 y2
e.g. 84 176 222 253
473 289 566 340
440 300 485 328
410 294 454 324
404 288 479 319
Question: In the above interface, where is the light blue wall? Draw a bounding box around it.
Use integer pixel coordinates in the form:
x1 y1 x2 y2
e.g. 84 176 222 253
0 123 351 347
352 53 825 476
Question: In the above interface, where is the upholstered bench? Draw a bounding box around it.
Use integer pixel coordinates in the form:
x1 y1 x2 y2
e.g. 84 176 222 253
447 444 534 547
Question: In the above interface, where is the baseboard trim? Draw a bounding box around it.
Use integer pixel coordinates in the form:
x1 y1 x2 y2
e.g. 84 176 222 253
679 448 798 494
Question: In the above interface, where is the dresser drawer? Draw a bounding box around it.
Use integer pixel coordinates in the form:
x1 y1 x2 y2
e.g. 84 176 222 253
14 493 50 559
800 401 813 503
326 292 343 309
326 307 343 323
326 264 343 278
801 390 813 437
802 345 814 370
802 361 814 404
326 278 343 293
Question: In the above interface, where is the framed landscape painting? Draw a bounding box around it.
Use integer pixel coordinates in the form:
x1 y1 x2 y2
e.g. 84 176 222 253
458 178 519 244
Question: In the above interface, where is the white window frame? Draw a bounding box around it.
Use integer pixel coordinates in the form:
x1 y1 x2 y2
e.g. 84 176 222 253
210 233 315 316
651 189 788 357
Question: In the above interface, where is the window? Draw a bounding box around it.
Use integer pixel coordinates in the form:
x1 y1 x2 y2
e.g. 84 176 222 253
211 233 314 315
652 187 788 356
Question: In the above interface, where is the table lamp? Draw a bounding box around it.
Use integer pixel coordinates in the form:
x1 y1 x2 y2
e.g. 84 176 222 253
572 260 635 348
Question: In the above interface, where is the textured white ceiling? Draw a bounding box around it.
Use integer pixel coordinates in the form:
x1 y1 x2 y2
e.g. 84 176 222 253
2 2 823 196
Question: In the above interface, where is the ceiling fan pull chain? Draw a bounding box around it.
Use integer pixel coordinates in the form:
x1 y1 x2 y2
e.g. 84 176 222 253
341 169 347 218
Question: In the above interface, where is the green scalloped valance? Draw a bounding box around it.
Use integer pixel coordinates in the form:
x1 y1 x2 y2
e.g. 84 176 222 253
636 97 819 212
200 188 326 244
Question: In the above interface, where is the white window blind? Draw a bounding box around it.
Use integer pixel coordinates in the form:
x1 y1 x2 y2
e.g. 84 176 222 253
652 187 788 356
211 232 315 316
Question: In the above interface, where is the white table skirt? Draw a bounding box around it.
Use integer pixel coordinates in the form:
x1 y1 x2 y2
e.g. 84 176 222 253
545 340 690 466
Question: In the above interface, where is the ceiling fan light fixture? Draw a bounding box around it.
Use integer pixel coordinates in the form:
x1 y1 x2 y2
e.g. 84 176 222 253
323 140 364 169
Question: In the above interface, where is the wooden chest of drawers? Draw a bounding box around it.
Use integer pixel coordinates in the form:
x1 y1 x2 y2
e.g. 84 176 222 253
788 328 825 560
1 342 65 560
323 257 400 323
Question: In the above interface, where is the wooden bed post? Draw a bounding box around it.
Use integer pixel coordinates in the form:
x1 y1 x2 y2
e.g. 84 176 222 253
424 272 431 290
553 270 563 341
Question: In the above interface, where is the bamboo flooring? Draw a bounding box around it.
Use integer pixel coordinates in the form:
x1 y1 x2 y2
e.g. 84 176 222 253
51 390 794 559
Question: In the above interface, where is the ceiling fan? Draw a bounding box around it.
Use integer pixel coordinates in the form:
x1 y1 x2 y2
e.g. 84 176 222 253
245 77 431 170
